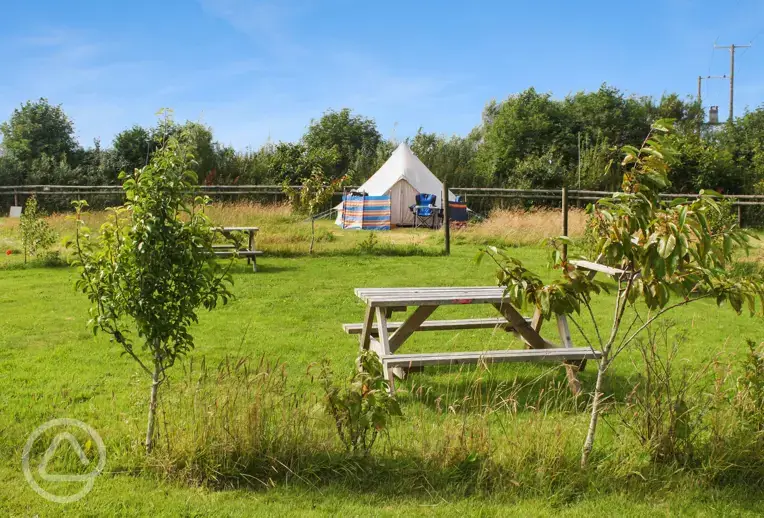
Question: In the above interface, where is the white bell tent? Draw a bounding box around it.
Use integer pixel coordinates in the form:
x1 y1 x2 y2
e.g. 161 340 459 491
335 142 455 227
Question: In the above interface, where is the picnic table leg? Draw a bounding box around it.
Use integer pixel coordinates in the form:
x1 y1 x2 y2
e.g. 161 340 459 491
357 305 376 373
492 303 548 349
494 303 583 395
388 306 437 352
374 307 398 393
504 306 545 339
250 231 258 272
556 314 583 395
375 307 392 355
387 305 436 378
359 305 375 351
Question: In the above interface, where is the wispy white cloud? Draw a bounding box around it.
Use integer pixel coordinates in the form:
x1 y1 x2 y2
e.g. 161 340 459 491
193 0 475 146
9 29 157 97
2 6 477 150
198 0 311 58
17 27 84 48
0 29 167 143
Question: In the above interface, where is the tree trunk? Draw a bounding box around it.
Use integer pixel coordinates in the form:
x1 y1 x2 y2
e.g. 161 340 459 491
581 355 608 467
581 278 633 467
145 361 161 454
309 217 315 255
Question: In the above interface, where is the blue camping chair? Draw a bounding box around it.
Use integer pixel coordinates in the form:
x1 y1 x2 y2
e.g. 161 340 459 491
410 193 437 228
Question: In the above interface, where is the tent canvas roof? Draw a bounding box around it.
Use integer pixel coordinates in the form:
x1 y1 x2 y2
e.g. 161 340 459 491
354 142 455 207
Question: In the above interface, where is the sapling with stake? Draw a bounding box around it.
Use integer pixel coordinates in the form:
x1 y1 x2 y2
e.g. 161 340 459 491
283 170 347 254
72 118 234 453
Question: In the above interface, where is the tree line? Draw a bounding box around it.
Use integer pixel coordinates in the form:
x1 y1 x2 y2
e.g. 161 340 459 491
2 84 764 195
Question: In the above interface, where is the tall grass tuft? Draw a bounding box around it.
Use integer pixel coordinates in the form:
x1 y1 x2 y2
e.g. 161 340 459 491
152 355 336 488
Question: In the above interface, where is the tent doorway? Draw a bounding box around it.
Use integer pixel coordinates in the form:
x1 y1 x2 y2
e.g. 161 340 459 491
388 179 419 227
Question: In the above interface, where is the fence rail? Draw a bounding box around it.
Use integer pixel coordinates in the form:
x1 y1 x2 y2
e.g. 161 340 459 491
3 185 764 204
3 184 764 228
0 185 288 196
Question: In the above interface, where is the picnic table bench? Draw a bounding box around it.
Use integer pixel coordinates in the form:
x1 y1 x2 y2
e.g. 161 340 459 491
213 226 263 272
343 287 601 394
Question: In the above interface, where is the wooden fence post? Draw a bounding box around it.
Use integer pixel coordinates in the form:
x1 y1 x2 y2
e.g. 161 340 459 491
443 182 450 256
561 186 568 262
737 203 743 228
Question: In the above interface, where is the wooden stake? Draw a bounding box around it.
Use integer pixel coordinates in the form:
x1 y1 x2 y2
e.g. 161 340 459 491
738 203 743 228
561 186 569 262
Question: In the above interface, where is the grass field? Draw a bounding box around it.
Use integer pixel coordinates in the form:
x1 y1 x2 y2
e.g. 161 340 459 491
1 205 763 516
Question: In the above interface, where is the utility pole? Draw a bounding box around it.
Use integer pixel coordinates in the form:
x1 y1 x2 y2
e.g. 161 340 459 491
714 43 751 122
577 132 581 191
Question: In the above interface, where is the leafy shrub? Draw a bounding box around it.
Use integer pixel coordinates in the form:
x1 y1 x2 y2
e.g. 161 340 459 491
319 229 336 242
40 250 65 267
316 350 401 455
357 231 379 253
19 195 56 264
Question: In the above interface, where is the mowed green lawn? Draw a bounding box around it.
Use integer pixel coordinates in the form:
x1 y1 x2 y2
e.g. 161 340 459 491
1 230 764 516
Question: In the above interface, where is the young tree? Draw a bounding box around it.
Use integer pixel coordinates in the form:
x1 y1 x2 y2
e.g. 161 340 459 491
283 170 347 254
19 195 56 264
72 129 234 453
483 120 764 467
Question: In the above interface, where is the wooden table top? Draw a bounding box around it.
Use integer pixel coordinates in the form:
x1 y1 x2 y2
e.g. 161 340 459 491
216 226 260 232
354 287 505 307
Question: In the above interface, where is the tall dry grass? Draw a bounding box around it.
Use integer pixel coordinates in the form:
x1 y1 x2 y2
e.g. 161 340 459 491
457 208 587 247
8 202 757 261
32 202 293 238
204 201 293 227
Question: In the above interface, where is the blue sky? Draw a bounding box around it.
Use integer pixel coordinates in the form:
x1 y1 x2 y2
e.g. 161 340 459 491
1 0 763 150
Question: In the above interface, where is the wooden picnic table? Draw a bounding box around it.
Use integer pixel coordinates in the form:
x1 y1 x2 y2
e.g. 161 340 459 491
343 287 601 394
213 226 262 272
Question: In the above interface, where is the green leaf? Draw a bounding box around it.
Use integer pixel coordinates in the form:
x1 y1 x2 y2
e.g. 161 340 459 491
652 118 674 132
658 234 676 259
